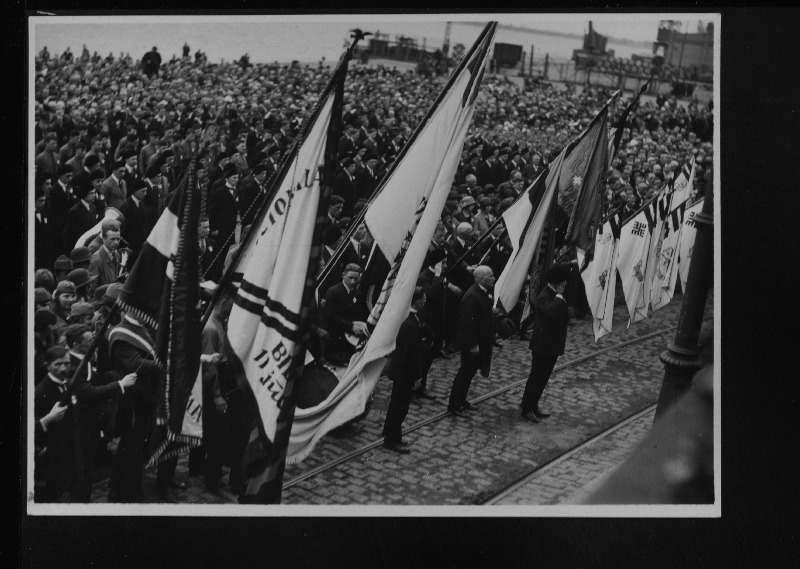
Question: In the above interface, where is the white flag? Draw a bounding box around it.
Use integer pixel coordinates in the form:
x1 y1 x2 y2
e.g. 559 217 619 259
581 216 621 341
678 199 705 292
227 91 335 444
649 201 686 313
493 155 562 311
616 204 655 327
286 23 497 463
670 157 696 209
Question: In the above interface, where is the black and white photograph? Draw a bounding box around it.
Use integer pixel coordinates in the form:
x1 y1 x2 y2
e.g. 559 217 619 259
25 12 720 516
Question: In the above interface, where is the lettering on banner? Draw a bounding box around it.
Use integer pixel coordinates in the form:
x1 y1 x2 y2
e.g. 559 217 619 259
631 221 647 237
253 341 294 409
259 166 322 236
685 211 697 228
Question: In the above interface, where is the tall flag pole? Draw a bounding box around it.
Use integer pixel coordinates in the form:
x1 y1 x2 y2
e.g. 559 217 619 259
608 77 652 160
287 22 498 463
116 152 204 467
225 32 364 504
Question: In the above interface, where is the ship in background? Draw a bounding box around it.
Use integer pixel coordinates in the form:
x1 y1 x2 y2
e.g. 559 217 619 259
359 19 714 104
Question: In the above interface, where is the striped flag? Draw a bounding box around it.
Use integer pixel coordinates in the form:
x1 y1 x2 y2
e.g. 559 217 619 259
616 191 670 326
224 47 350 503
580 212 622 341
116 158 203 465
286 22 497 464
493 160 560 312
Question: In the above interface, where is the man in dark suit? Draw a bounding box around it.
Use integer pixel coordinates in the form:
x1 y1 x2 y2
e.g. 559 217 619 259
447 265 496 414
476 154 497 188
355 154 379 203
107 313 163 502
62 181 100 254
520 263 571 422
333 157 358 217
198 216 222 283
34 346 73 502
323 263 370 365
34 185 53 270
49 164 77 255
208 163 241 260
237 162 268 228
119 183 149 262
382 287 430 453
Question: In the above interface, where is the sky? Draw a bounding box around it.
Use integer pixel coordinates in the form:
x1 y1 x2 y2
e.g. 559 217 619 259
31 13 715 64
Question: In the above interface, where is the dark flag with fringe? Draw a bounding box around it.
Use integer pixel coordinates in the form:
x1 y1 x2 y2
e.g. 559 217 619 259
117 160 202 466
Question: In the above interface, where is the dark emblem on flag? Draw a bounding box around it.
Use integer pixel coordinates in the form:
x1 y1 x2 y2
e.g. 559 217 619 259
598 269 608 290
633 260 644 283
656 245 674 280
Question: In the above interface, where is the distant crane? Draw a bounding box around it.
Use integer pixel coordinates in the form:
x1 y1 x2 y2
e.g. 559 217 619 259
443 21 452 56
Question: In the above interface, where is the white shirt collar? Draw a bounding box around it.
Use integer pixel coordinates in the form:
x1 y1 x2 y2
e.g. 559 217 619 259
48 373 67 388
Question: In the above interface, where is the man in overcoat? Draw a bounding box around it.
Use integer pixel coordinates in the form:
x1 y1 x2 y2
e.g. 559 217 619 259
446 265 495 414
520 263 571 422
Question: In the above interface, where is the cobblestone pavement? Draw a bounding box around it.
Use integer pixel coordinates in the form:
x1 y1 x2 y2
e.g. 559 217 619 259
489 407 657 505
90 291 713 506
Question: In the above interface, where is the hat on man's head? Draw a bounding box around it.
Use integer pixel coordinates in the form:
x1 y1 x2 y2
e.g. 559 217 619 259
70 247 92 265
121 148 136 160
84 154 101 169
67 268 98 289
321 226 342 246
55 280 77 296
329 194 345 207
35 288 52 304
252 162 267 176
89 169 105 181
53 255 73 272
460 195 477 208
479 197 492 207
73 180 94 200
69 301 95 318
112 159 126 170
161 148 174 159
543 263 572 284
145 164 160 178
35 185 45 199
57 163 73 178
223 163 238 178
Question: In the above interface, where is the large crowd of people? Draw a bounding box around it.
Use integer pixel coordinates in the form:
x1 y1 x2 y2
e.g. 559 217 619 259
31 42 714 503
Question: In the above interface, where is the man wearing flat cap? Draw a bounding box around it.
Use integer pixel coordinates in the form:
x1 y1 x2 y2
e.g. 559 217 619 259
62 181 100 253
520 263 572 423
